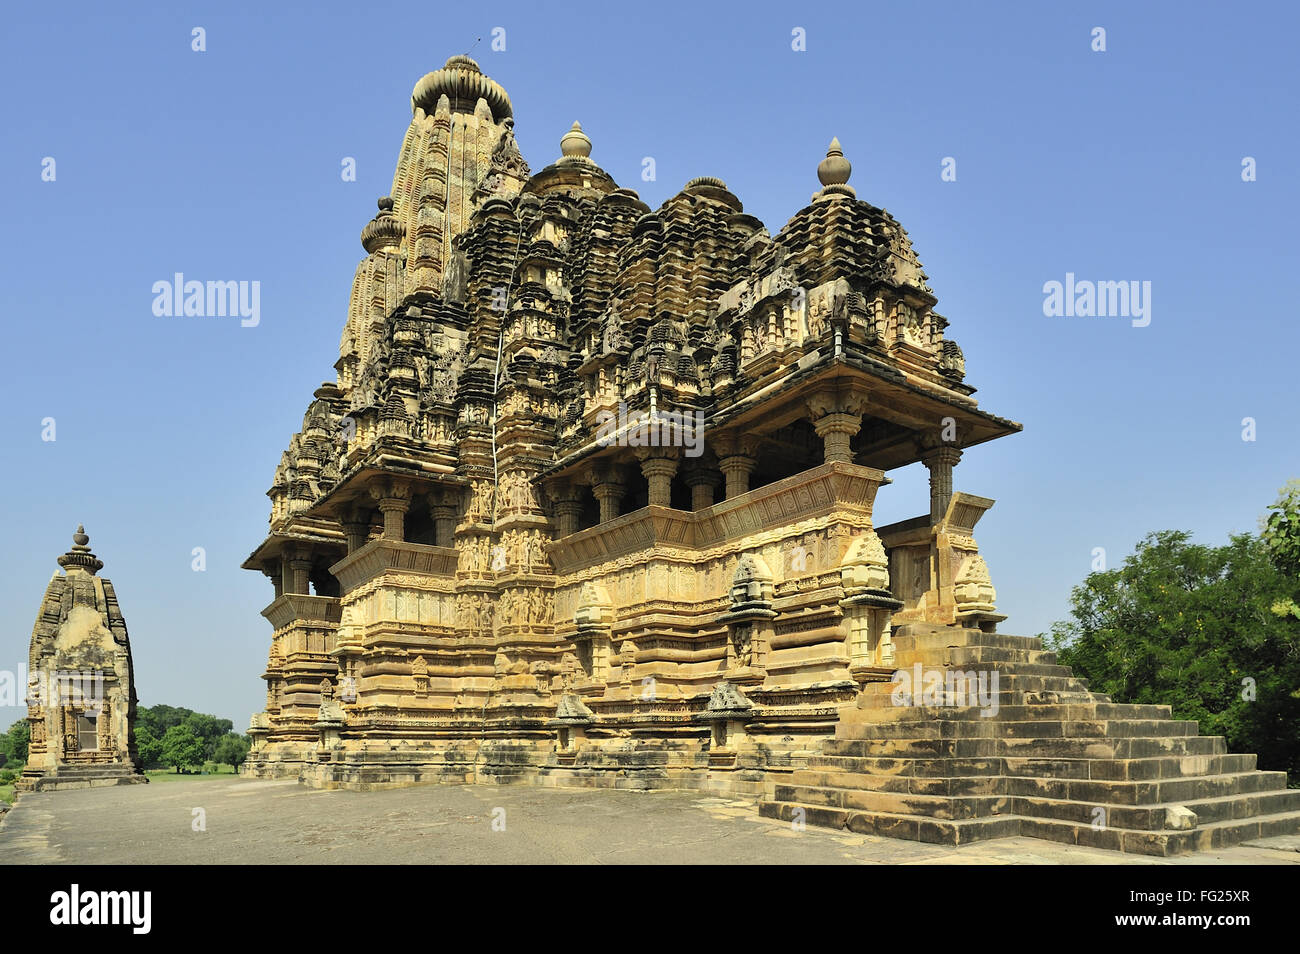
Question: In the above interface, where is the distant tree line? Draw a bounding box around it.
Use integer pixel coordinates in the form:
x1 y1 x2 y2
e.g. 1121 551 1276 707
135 705 249 773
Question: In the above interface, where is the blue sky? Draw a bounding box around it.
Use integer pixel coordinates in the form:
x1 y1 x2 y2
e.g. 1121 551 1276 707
1 1 1296 727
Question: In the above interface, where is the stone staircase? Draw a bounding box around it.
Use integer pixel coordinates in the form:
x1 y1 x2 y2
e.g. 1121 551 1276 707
760 624 1300 855
16 763 148 792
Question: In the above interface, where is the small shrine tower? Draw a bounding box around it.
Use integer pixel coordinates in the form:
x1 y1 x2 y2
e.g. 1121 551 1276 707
18 527 146 791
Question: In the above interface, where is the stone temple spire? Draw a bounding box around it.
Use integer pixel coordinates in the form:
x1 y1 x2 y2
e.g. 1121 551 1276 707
19 526 145 791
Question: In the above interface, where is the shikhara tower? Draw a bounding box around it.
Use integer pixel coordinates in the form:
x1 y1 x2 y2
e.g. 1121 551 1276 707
20 527 145 791
243 57 1299 854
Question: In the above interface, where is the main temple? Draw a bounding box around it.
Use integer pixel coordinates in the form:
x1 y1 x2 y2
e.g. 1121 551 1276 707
242 56 1300 854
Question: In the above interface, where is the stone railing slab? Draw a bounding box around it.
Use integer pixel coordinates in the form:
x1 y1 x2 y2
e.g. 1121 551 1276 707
548 462 885 574
262 594 342 630
331 539 459 593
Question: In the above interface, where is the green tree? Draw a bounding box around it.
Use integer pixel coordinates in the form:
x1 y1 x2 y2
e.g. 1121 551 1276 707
1048 522 1300 783
1 720 30 768
136 704 192 740
183 712 234 761
134 725 163 768
159 724 205 773
212 734 250 773
1263 480 1300 620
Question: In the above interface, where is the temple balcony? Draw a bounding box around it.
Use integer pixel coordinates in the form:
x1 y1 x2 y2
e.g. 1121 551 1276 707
547 460 884 574
331 538 459 594
261 593 342 630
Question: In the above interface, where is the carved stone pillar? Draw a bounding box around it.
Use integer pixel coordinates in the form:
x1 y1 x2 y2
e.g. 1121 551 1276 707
683 466 723 511
97 699 112 753
371 480 412 541
341 508 372 553
713 434 760 500
922 446 963 524
807 391 868 464
718 455 756 499
548 480 585 537
813 413 862 463
429 492 458 547
288 547 312 595
263 561 283 599
591 468 625 524
637 450 679 507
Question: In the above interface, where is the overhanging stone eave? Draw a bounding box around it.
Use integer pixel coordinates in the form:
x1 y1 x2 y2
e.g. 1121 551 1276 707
536 434 638 485
241 526 348 571
841 352 1022 442
643 354 1019 472
706 355 1020 451
306 456 466 520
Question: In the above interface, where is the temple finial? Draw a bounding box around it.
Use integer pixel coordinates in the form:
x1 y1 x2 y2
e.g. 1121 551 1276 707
815 137 856 200
817 137 851 187
59 523 102 574
561 121 592 159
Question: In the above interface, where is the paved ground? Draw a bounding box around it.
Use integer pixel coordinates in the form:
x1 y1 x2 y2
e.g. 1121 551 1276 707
2 779 1298 864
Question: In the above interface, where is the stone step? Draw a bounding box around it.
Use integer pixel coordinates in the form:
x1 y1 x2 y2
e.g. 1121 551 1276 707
946 662 1073 677
790 768 1005 796
889 653 1058 672
809 752 1260 784
1003 734 1230 759
1016 808 1300 856
1000 752 1257 780
810 754 1005 777
891 630 1046 653
852 690 1100 709
824 733 1230 761
859 671 1102 697
49 764 139 774
774 783 1010 819
758 801 1300 855
833 718 1202 741
1006 770 1292 806
892 645 1060 666
1010 784 1300 831
757 799 1023 846
778 771 1296 829
843 702 1175 722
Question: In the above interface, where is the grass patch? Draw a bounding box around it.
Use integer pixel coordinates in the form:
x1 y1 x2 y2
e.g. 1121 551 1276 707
0 784 14 805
